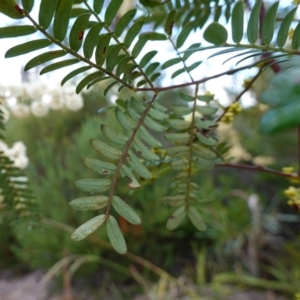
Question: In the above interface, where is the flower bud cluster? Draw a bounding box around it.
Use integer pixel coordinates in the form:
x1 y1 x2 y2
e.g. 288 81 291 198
221 102 242 124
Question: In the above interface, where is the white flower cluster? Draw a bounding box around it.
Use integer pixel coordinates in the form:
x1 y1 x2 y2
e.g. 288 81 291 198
0 82 83 118
0 141 29 169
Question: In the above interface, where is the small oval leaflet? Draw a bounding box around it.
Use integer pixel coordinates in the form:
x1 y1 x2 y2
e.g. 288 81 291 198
166 206 186 230
112 195 141 225
74 178 111 193
71 214 105 241
69 195 109 211
106 215 127 254
187 207 206 231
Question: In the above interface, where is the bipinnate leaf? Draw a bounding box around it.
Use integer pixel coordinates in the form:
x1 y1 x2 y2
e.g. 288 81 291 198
262 1 279 45
247 0 262 44
106 215 127 254
0 25 36 38
105 0 123 26
39 0 60 29
69 196 109 210
166 206 186 230
187 207 206 231
277 7 297 48
115 8 137 37
5 39 51 58
74 178 111 192
71 214 105 241
231 1 244 44
53 0 73 41
203 22 228 45
112 196 141 225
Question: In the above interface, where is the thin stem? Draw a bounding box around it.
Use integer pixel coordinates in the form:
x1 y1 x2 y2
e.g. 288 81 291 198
137 63 257 92
215 66 264 122
216 162 300 180
105 93 158 219
82 0 154 89
25 13 133 89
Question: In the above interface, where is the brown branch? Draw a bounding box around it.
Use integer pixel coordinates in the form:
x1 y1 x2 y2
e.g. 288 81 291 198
216 162 299 180
137 63 257 92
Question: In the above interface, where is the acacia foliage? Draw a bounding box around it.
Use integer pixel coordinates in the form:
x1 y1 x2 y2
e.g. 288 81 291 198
0 0 299 253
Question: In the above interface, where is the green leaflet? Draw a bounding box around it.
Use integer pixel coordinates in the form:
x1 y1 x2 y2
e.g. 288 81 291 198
162 195 185 207
260 100 300 134
171 68 185 79
24 50 66 71
262 1 279 45
277 7 297 48
103 80 119 96
247 0 262 44
148 107 168 120
127 150 152 179
61 66 92 86
70 8 89 18
167 146 189 157
144 116 166 132
76 71 104 93
166 206 186 230
0 25 36 38
0 0 25 19
115 8 137 37
137 126 162 148
145 62 160 76
139 50 157 68
112 195 141 225
176 22 194 48
164 9 176 36
126 100 141 121
5 39 51 58
69 195 109 210
168 119 191 130
152 101 168 113
292 21 300 50
193 156 214 169
196 105 218 115
192 144 216 160
133 137 159 161
101 124 129 145
116 57 135 76
40 59 79 75
165 133 190 144
171 159 189 170
161 58 181 70
53 0 73 41
71 215 106 241
203 22 228 46
95 33 113 66
195 132 217 146
87 76 109 90
82 157 116 175
115 107 136 131
74 178 111 192
21 0 33 12
69 13 90 52
90 139 122 160
106 215 127 254
172 106 192 115
106 44 124 72
182 43 201 61
121 164 141 188
231 1 244 44
105 0 123 26
83 23 104 59
124 20 144 48
187 207 206 231
93 0 104 13
194 118 217 130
